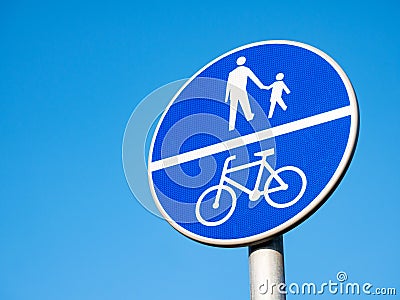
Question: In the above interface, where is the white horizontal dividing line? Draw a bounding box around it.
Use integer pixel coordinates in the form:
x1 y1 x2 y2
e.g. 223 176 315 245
149 106 352 172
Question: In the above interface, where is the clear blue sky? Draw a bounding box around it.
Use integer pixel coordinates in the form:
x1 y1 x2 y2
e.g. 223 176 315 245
1 1 399 299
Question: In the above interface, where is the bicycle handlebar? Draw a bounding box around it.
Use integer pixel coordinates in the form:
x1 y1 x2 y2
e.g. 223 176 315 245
225 155 237 162
253 148 275 157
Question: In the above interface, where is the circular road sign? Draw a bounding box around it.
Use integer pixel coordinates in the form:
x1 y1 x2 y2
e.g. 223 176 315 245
148 40 359 247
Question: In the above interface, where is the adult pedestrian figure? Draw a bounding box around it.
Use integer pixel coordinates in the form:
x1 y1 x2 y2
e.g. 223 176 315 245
225 56 267 131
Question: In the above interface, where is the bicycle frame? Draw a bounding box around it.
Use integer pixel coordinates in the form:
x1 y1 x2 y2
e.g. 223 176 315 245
218 148 287 201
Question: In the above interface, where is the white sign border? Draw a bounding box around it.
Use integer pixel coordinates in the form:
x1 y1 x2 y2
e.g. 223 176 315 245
148 40 359 247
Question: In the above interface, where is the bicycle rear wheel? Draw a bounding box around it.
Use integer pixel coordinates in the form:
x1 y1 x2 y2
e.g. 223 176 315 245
264 166 307 208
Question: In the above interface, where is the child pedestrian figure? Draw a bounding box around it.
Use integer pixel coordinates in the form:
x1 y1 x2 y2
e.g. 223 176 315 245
266 73 291 118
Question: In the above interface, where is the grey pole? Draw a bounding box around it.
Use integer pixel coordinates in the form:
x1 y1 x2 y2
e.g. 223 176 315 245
248 235 286 300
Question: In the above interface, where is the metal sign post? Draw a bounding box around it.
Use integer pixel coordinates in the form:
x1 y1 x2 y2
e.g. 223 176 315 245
249 236 285 300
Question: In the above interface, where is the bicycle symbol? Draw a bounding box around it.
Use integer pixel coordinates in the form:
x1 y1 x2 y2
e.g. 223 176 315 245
195 148 307 226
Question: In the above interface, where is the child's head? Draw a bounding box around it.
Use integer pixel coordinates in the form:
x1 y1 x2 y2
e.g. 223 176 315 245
276 73 284 80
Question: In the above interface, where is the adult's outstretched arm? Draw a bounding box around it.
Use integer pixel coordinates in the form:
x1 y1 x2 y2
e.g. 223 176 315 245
248 69 267 89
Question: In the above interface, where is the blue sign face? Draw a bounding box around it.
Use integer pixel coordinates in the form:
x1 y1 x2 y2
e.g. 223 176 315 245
148 41 359 247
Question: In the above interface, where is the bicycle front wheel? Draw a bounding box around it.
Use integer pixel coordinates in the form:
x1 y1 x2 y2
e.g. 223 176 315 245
195 185 236 226
264 166 307 208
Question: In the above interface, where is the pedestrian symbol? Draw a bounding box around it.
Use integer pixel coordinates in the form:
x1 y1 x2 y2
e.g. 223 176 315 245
225 56 265 131
266 72 290 118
